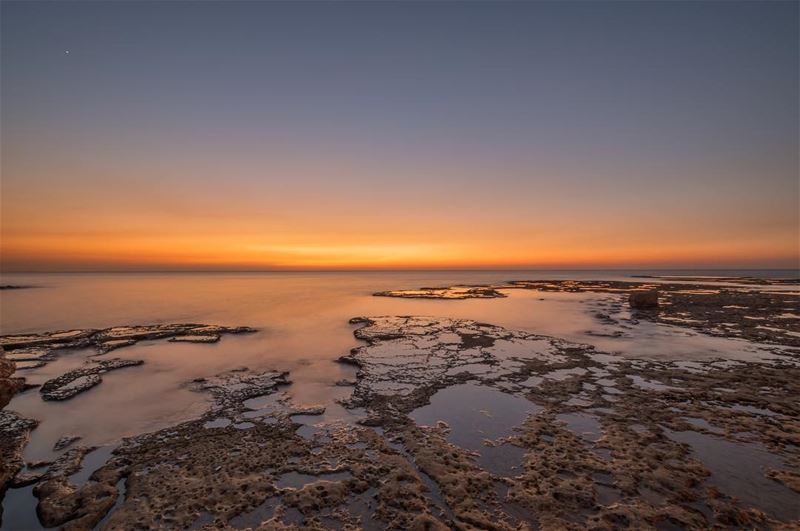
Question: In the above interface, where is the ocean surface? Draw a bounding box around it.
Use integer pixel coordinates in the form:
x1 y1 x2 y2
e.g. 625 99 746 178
0 269 797 528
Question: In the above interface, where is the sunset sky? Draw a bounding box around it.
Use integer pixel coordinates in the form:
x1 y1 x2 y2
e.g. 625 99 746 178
1 1 798 271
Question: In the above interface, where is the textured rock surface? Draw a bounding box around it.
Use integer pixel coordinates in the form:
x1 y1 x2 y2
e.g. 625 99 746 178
339 316 800 528
39 359 144 401
629 290 659 309
190 367 290 410
169 334 221 343
28 366 455 529
0 410 38 524
0 348 26 409
0 323 256 370
33 445 118 530
374 279 800 347
53 435 82 451
375 286 506 299
5 283 800 529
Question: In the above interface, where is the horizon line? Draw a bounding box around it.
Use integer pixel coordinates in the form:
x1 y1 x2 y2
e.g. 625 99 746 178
2 267 798 275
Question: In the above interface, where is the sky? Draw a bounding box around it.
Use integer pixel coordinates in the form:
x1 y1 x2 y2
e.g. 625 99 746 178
1 1 798 271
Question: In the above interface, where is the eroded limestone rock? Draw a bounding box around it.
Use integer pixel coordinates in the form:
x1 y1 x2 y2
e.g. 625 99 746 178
0 348 25 409
190 367 290 411
340 316 800 528
53 435 82 451
374 279 800 347
30 365 452 530
33 446 119 530
0 323 256 370
39 359 144 401
0 410 38 524
10 304 800 529
374 286 506 299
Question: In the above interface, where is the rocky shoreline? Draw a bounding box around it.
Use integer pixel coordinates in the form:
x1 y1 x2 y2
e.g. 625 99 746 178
1 281 799 529
375 279 800 348
1 323 256 371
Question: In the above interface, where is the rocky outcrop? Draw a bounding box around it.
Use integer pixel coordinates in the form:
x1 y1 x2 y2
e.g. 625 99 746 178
33 446 119 530
341 316 800 528
28 366 454 529
190 367 289 410
40 359 144 401
168 334 221 343
0 410 38 525
629 290 659 309
374 286 506 299
374 279 800 347
1 323 256 370
0 348 25 409
53 435 82 451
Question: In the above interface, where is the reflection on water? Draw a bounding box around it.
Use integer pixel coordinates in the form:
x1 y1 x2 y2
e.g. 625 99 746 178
1 485 42 531
556 412 602 442
276 470 352 489
664 428 800 521
410 383 542 476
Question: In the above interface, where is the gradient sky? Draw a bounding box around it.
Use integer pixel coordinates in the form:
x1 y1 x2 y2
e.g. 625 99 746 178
1 1 798 271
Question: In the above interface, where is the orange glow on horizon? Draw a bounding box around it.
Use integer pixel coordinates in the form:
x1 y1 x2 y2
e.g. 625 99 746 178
3 128 797 273
2 226 797 271
2 138 797 273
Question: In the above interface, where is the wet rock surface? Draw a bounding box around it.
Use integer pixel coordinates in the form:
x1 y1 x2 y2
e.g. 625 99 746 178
190 367 290 410
170 334 222 343
22 366 457 530
0 323 256 371
0 349 26 409
375 286 506 299
339 316 800 529
33 445 117 529
0 410 38 522
376 278 800 347
628 290 659 310
53 435 82 451
39 358 144 401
